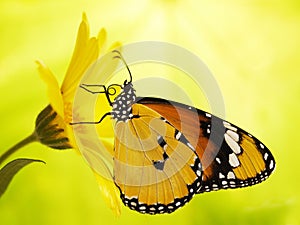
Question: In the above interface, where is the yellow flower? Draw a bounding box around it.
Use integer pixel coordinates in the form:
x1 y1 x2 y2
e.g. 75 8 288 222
32 13 121 215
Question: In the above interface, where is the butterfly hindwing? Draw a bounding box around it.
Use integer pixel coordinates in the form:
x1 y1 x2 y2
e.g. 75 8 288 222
136 97 275 193
113 103 202 214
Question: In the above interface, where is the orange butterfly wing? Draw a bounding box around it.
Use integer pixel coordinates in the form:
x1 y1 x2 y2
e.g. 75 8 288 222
113 103 202 214
136 97 275 193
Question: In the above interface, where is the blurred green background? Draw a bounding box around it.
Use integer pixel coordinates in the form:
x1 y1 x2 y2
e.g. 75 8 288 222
0 0 299 224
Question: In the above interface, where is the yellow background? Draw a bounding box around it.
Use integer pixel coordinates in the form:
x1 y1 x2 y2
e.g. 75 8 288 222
0 0 299 224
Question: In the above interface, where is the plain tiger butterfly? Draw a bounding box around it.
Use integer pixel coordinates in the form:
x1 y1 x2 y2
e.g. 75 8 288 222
71 50 275 214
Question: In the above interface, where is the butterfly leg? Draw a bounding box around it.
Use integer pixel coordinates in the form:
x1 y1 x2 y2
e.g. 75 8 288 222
70 112 111 125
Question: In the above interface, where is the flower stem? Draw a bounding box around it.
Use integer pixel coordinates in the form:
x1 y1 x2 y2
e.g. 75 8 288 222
0 132 37 166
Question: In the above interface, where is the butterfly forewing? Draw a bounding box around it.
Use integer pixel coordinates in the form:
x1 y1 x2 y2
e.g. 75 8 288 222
136 97 275 193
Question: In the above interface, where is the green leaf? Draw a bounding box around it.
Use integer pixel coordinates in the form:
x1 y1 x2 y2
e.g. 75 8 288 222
0 158 45 198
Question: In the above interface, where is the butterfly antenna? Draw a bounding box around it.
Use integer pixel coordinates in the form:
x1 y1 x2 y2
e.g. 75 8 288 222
112 50 132 83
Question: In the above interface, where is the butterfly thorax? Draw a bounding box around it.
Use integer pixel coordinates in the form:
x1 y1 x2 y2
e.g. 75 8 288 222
111 82 136 122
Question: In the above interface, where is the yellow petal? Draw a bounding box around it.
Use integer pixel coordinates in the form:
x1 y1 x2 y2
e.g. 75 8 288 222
98 28 107 53
61 16 104 104
61 13 89 99
36 60 64 119
108 42 122 52
93 169 121 216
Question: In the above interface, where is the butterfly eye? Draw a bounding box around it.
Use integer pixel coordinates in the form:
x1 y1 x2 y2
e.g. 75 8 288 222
107 86 117 95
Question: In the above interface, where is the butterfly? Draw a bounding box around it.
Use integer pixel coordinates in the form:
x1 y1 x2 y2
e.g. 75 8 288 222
71 50 275 214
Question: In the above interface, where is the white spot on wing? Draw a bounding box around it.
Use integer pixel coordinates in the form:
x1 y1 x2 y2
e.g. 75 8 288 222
176 131 182 140
226 130 239 142
196 170 201 176
187 142 195 151
130 201 137 207
225 133 241 154
205 113 211 118
223 121 238 131
139 206 146 210
227 171 236 179
158 206 164 210
264 152 268 160
228 153 240 167
150 207 156 211
269 160 274 170
212 184 218 188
